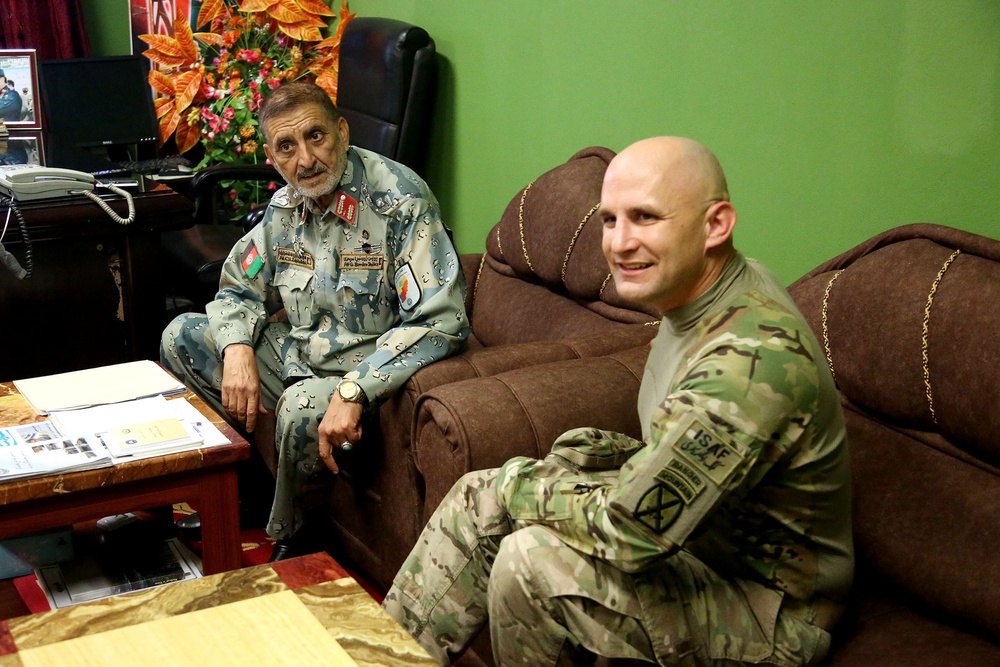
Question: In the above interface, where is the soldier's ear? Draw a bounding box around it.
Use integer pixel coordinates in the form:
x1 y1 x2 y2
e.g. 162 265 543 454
704 201 736 251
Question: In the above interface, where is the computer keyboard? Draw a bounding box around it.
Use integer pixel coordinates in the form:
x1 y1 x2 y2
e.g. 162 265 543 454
92 155 193 177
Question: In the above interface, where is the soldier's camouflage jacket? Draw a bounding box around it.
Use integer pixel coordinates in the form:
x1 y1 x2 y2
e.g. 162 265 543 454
207 146 470 402
496 253 854 606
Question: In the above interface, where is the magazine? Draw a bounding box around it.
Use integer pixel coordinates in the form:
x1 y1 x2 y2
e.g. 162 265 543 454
0 422 112 481
35 537 202 608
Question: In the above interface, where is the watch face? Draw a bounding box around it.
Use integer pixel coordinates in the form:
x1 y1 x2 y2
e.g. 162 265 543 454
339 381 360 401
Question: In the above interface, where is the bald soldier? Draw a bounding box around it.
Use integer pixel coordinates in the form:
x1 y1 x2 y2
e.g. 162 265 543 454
383 137 853 666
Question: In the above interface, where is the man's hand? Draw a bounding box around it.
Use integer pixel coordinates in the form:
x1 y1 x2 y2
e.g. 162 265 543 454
317 392 364 474
221 343 268 432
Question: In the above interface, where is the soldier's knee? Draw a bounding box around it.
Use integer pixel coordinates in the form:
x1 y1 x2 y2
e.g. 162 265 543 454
161 313 217 372
490 525 559 603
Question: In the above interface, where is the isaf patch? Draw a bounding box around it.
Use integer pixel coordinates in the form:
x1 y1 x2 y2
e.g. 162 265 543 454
395 263 421 311
674 417 745 487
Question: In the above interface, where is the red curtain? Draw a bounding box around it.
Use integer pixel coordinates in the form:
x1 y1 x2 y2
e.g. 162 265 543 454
0 0 91 60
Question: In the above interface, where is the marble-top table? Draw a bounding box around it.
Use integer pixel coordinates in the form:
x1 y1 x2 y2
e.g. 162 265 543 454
0 552 434 666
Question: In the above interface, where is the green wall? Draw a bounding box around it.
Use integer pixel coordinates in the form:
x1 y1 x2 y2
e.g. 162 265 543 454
87 0 1000 284
82 0 131 56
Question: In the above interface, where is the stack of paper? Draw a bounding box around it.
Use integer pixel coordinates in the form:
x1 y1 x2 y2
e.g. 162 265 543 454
50 396 228 462
13 361 186 415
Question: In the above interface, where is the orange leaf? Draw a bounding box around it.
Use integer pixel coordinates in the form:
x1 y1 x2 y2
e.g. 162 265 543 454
314 36 340 51
314 72 338 104
174 70 203 111
154 96 174 120
148 69 175 96
173 13 200 62
334 0 355 42
270 0 310 24
239 0 278 12
138 32 185 57
294 0 335 18
196 0 225 29
194 31 225 47
279 21 323 42
175 113 202 154
159 107 180 145
143 48 190 69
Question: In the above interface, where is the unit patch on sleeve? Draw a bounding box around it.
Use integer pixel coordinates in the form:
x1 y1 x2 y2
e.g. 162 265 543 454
241 242 263 279
394 263 422 311
634 484 684 534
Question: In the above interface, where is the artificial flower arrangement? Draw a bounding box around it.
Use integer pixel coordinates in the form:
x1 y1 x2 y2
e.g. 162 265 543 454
140 0 354 220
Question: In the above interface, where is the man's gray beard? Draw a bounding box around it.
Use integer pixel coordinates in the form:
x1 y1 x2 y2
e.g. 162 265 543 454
295 173 338 200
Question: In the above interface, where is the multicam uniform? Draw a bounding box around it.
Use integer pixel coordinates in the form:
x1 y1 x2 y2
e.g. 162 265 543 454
383 254 853 666
161 147 469 539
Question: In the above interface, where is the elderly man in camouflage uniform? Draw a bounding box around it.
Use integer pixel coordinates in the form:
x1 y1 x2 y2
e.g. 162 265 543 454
383 137 853 665
161 82 469 561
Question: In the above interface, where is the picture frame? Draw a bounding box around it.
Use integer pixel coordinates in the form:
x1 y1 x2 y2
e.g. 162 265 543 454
1 131 44 166
0 49 42 130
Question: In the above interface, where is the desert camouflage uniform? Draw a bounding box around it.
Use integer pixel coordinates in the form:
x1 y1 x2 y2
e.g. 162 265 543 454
384 254 853 666
161 147 469 539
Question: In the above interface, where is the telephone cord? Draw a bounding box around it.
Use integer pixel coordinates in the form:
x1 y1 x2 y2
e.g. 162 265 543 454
75 183 136 225
0 196 33 279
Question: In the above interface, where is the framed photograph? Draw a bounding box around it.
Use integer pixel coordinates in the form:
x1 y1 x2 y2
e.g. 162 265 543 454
0 49 42 130
1 131 44 166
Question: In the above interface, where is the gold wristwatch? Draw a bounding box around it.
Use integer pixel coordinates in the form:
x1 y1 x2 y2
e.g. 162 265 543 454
336 379 368 407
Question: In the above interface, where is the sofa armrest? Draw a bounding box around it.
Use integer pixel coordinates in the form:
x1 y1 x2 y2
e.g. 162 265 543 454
411 345 649 521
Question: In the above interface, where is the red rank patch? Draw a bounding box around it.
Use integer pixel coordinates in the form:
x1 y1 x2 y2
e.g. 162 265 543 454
334 190 358 225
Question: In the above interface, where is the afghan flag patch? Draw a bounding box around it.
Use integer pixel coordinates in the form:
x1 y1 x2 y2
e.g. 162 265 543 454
241 242 264 279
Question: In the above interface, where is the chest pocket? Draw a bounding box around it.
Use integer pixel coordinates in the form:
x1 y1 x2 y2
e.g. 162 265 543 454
335 270 388 334
273 267 315 328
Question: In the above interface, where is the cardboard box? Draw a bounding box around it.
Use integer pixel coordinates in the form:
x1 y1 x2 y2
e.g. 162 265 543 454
0 527 74 579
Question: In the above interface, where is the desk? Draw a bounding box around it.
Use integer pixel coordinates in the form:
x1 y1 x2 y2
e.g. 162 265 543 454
0 552 434 666
0 182 194 379
0 380 248 576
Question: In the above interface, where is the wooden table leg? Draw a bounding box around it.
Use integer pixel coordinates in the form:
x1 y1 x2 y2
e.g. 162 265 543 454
197 466 242 574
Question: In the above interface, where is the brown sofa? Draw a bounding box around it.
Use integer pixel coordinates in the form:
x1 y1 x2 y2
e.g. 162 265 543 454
787 223 1000 665
253 146 660 592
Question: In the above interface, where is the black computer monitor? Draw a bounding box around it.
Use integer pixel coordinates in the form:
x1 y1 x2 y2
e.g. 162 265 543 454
38 55 159 170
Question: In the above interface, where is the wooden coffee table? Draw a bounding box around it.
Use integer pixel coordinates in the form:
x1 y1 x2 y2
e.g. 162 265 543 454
0 552 434 665
0 381 249 575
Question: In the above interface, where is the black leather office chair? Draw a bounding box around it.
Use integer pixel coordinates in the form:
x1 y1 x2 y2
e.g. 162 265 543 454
161 17 437 315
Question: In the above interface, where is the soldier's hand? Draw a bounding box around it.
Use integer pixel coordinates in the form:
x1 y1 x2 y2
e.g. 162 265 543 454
220 343 268 432
317 395 363 475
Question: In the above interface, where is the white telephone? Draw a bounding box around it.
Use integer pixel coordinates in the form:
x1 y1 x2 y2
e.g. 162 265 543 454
0 164 96 201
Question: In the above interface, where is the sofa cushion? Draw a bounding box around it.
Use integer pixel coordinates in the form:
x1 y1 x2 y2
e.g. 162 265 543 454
826 589 1000 667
